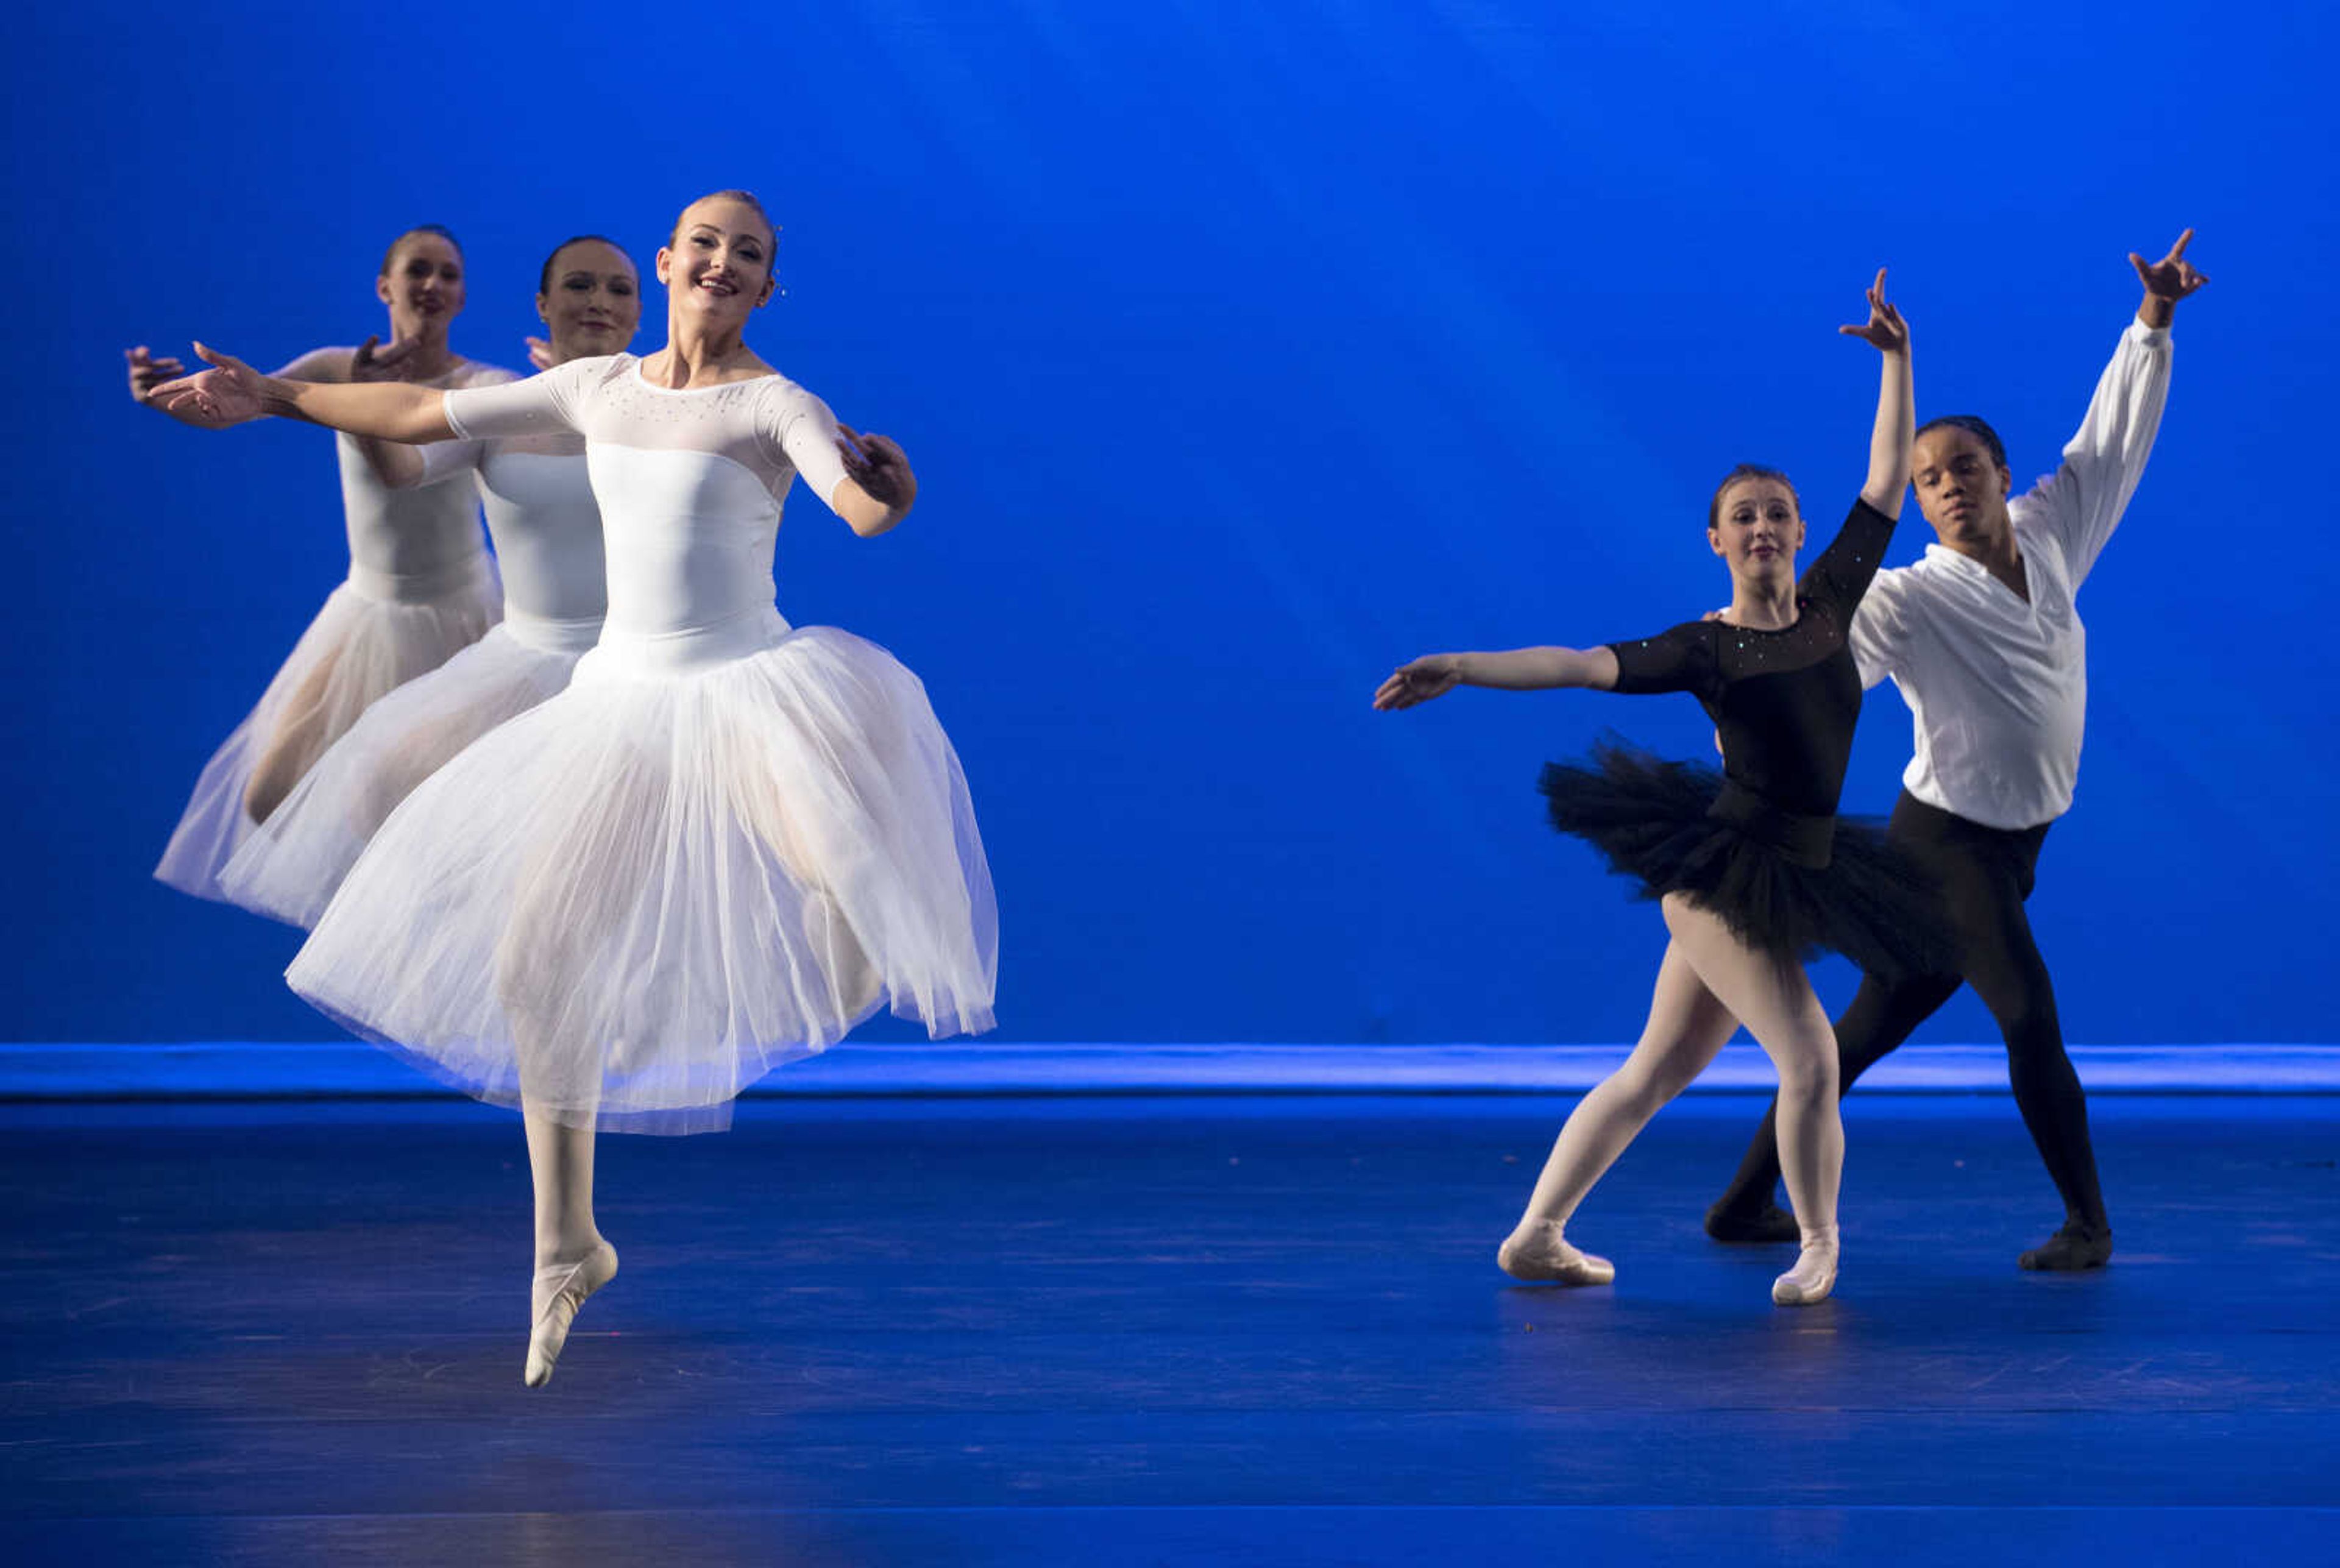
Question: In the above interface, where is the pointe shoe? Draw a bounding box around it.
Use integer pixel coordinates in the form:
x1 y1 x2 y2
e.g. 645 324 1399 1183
1771 1228 1839 1307
1497 1222 1615 1286
524 1240 619 1388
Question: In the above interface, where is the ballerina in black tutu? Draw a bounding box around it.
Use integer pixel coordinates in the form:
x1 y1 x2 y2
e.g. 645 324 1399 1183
1375 271 1935 1306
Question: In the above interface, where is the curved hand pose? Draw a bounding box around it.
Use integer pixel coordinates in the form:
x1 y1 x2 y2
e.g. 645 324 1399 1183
1377 272 1928 1308
133 225 511 903
158 191 996 1387
1703 232 2207 1272
216 236 646 929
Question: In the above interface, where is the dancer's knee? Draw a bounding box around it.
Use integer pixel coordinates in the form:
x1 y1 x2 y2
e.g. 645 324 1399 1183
360 754 434 835
2004 1024 2079 1098
243 759 295 825
1637 1057 1702 1111
1775 1046 1838 1112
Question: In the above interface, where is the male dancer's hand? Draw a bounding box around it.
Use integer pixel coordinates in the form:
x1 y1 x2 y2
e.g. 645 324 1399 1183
2131 229 2207 329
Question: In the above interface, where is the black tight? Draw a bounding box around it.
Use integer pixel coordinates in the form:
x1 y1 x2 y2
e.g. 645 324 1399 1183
1712 790 2108 1229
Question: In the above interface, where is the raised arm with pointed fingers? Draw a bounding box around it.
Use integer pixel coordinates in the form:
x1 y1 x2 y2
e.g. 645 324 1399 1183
2131 228 2207 330
1838 268 1913 519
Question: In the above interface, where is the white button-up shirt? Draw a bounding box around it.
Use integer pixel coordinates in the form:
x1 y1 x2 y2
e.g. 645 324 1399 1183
1850 320 2172 831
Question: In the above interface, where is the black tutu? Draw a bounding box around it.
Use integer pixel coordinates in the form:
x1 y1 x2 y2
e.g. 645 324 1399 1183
1537 739 1957 977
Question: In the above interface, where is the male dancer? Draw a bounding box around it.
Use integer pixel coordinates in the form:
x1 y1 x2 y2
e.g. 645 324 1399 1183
1702 232 2207 1270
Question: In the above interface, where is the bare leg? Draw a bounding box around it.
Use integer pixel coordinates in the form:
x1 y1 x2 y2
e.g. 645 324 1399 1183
355 708 513 841
1661 895 1842 1305
1707 967 1959 1240
244 647 347 824
730 755 881 1026
520 1098 617 1388
1502 940 1740 1283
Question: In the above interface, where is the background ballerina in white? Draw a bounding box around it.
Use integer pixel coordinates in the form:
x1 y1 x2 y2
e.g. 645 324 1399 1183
153 191 999 1386
130 224 512 900
218 235 642 928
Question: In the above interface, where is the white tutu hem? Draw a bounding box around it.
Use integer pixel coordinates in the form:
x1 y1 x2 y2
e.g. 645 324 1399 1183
286 612 996 1134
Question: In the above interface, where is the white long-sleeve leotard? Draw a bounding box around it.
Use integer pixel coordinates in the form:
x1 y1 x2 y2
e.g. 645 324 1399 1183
441 354 852 663
412 431 604 646
286 349 516 600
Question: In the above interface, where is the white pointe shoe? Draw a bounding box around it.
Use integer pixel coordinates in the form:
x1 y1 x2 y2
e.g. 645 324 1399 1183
1771 1228 1839 1307
524 1240 619 1388
1497 1222 1616 1286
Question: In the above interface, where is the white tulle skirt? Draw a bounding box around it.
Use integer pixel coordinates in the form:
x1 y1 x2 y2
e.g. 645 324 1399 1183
286 607 998 1134
218 612 602 929
155 559 503 903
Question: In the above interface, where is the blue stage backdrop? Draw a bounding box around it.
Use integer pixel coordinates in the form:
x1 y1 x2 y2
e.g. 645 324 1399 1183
7 1 2333 1048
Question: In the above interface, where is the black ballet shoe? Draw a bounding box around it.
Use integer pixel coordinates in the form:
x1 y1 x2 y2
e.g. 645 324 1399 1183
1704 1199 1800 1244
2018 1221 2112 1272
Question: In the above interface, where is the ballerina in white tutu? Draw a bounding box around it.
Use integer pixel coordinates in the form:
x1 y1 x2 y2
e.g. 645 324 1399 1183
218 236 643 928
130 224 512 901
154 191 997 1386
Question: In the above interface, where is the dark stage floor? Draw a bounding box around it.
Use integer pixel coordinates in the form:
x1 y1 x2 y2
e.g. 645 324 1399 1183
3 1093 2336 1565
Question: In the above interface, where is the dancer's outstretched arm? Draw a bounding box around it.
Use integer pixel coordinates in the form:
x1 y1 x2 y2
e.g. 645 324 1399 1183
2027 229 2200 585
129 344 345 429
342 334 479 487
1373 645 1619 710
149 343 457 443
1841 268 1913 519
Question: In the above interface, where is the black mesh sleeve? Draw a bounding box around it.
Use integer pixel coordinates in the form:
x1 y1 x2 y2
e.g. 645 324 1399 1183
1796 498 1898 619
1605 621 1717 697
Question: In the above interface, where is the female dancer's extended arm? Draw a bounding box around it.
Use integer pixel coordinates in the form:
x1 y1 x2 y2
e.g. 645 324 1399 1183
1373 645 1620 710
149 343 457 443
1842 269 1913 520
129 344 347 429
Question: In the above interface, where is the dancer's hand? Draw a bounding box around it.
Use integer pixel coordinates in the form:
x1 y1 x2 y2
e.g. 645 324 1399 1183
837 424 917 512
147 342 269 427
2132 229 2206 328
350 334 424 383
1375 656 1462 710
125 345 187 405
1839 268 1909 354
526 336 556 371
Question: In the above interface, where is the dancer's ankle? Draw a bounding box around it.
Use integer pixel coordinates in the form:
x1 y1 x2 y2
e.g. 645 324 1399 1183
1771 1225 1839 1307
534 1229 606 1269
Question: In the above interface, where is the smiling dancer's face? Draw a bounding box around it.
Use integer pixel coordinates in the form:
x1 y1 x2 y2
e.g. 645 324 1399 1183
539 240 642 363
377 233 466 338
1709 477 1805 585
656 197 776 330
1911 427 2014 552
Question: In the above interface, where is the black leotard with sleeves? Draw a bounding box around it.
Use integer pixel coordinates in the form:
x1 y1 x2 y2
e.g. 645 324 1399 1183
1604 498 1896 820
1537 498 1949 971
